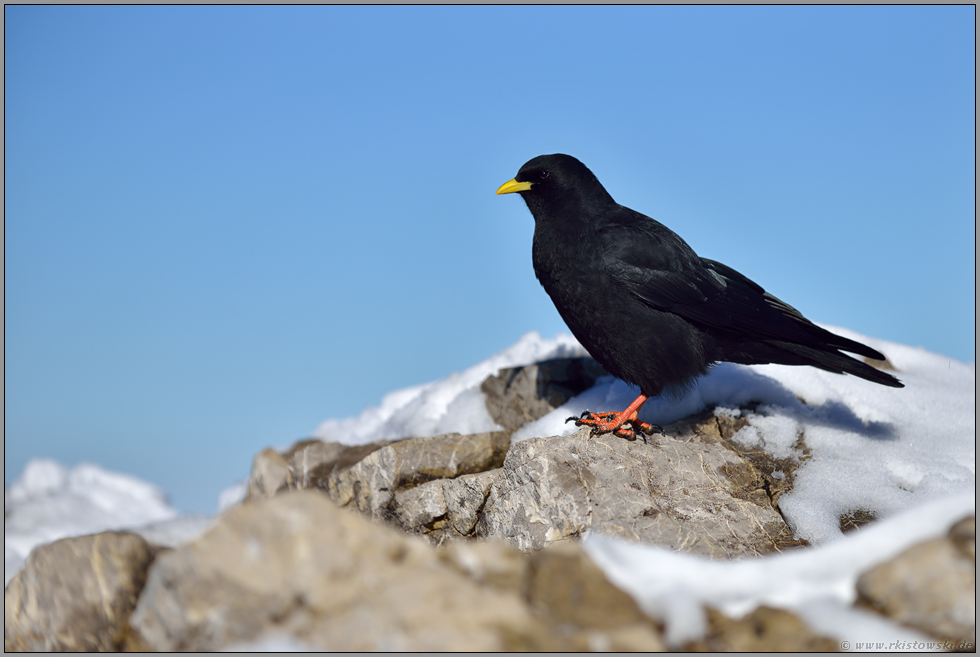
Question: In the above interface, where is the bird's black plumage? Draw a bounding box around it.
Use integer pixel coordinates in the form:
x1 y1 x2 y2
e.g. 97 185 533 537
497 154 902 438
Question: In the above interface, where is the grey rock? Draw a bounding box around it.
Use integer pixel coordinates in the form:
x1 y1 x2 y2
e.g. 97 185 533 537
856 515 976 644
4 531 158 652
326 431 509 520
286 438 395 490
247 448 292 500
246 439 394 502
476 414 794 558
482 357 609 431
393 479 449 531
443 469 499 535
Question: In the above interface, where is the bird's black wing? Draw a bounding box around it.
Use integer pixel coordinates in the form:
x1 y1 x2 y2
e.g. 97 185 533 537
598 216 887 360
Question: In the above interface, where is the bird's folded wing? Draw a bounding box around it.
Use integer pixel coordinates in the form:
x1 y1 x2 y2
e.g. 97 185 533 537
601 229 884 359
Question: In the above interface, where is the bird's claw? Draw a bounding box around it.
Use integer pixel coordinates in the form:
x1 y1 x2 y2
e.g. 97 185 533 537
568 410 662 444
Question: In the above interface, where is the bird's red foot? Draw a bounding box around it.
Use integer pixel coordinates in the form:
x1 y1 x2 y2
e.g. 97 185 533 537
564 393 662 442
565 410 661 441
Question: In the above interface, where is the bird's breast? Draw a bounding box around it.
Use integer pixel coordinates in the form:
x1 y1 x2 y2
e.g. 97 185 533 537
530 225 711 395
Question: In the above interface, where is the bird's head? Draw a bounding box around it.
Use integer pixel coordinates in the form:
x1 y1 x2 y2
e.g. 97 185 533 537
496 154 614 220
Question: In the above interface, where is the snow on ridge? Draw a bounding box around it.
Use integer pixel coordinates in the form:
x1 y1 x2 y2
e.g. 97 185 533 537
311 331 586 444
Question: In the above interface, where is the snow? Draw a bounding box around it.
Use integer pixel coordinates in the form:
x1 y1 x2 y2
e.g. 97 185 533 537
5 330 975 649
4 459 212 583
311 331 587 443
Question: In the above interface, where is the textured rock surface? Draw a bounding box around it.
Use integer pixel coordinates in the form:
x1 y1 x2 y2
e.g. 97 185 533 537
247 438 394 502
476 415 795 557
443 469 498 536
326 431 509 519
128 490 661 651
392 470 501 544
4 531 158 652
481 357 609 431
246 432 509 533
856 515 976 644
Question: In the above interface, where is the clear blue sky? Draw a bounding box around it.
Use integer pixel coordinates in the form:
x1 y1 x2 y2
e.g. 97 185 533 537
5 6 975 513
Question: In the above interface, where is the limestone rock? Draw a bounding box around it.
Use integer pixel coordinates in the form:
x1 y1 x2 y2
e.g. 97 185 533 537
129 490 569 651
4 531 158 652
326 431 509 520
443 469 498 535
481 357 609 431
691 606 839 652
246 439 394 502
856 515 976 644
476 414 795 558
285 438 396 490
393 478 449 531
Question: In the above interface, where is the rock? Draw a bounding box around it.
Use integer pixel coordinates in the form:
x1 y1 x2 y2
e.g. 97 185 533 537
439 539 530 593
856 515 976 644
245 432 508 541
326 431 509 520
393 479 449 531
128 490 580 651
481 357 609 431
713 407 809 511
285 439 396 490
443 469 498 536
4 531 158 652
527 541 650 629
440 539 665 651
691 606 839 652
246 439 394 502
246 448 292 500
475 413 796 558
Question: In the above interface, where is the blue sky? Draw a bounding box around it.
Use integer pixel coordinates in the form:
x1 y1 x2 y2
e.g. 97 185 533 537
5 6 975 512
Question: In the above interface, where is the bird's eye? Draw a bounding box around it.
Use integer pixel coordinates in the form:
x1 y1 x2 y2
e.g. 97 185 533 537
540 170 551 180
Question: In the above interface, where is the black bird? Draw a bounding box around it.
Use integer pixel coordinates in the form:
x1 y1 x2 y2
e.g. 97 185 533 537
496 154 903 440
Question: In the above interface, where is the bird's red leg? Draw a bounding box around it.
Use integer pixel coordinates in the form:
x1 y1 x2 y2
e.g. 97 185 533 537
566 394 661 441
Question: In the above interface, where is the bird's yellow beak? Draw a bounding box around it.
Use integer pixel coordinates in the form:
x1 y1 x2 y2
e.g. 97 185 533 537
495 178 533 195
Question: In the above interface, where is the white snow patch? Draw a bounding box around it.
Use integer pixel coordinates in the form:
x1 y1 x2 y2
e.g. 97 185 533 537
4 459 198 583
311 331 586 443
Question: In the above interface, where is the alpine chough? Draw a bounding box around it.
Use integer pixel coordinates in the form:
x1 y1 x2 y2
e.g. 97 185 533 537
497 154 903 441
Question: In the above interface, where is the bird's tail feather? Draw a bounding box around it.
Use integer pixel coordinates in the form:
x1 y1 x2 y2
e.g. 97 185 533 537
768 340 904 388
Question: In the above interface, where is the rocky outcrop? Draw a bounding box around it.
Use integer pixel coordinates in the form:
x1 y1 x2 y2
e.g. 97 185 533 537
249 431 508 542
246 411 800 557
4 532 157 652
475 415 796 557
